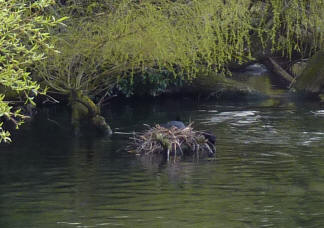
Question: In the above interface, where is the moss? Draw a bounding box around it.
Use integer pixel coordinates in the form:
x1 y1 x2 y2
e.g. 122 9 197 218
70 91 90 129
191 71 273 97
294 51 324 93
69 90 112 135
71 102 87 128
291 61 308 77
91 115 112 135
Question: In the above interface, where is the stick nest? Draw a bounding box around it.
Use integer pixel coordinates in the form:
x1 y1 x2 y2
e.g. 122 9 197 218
128 124 215 159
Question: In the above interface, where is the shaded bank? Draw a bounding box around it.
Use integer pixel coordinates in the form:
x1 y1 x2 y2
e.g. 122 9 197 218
294 51 324 94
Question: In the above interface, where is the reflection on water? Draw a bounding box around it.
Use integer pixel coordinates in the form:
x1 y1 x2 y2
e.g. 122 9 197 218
200 110 261 126
2 99 324 227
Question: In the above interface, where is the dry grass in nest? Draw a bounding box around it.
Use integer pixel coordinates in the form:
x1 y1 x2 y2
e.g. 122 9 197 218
127 123 215 160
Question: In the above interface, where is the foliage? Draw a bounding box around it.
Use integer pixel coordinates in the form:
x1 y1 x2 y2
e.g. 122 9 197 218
38 0 254 97
39 0 324 100
116 69 184 97
2 0 323 142
55 0 115 16
255 0 324 58
0 0 63 143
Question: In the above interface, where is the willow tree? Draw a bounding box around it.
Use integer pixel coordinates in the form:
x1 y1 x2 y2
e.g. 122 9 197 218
0 0 65 143
254 0 324 58
37 0 324 133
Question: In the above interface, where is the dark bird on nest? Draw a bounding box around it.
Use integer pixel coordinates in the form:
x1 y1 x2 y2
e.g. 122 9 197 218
160 120 186 129
160 120 216 156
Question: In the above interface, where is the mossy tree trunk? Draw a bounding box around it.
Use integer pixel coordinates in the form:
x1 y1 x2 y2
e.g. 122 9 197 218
69 90 112 136
294 50 324 94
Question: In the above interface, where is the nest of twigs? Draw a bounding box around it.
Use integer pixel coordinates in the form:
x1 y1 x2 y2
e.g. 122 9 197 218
128 124 216 160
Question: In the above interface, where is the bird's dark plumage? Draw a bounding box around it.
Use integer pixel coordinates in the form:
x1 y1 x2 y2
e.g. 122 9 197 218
160 120 216 156
160 121 186 129
201 132 216 145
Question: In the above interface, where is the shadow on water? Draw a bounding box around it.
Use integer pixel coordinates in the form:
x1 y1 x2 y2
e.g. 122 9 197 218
2 97 324 227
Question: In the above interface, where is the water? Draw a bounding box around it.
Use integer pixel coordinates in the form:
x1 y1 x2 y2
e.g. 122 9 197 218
2 98 324 227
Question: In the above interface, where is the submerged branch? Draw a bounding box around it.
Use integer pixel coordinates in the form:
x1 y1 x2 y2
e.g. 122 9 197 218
268 57 294 84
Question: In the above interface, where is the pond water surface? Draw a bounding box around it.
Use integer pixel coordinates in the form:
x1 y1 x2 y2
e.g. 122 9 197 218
1 98 324 227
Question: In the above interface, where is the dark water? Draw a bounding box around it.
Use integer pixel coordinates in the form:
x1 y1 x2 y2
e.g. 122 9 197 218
2 98 324 227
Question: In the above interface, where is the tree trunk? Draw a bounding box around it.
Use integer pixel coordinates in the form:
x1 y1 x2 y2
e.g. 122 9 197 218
69 90 112 136
294 50 324 94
